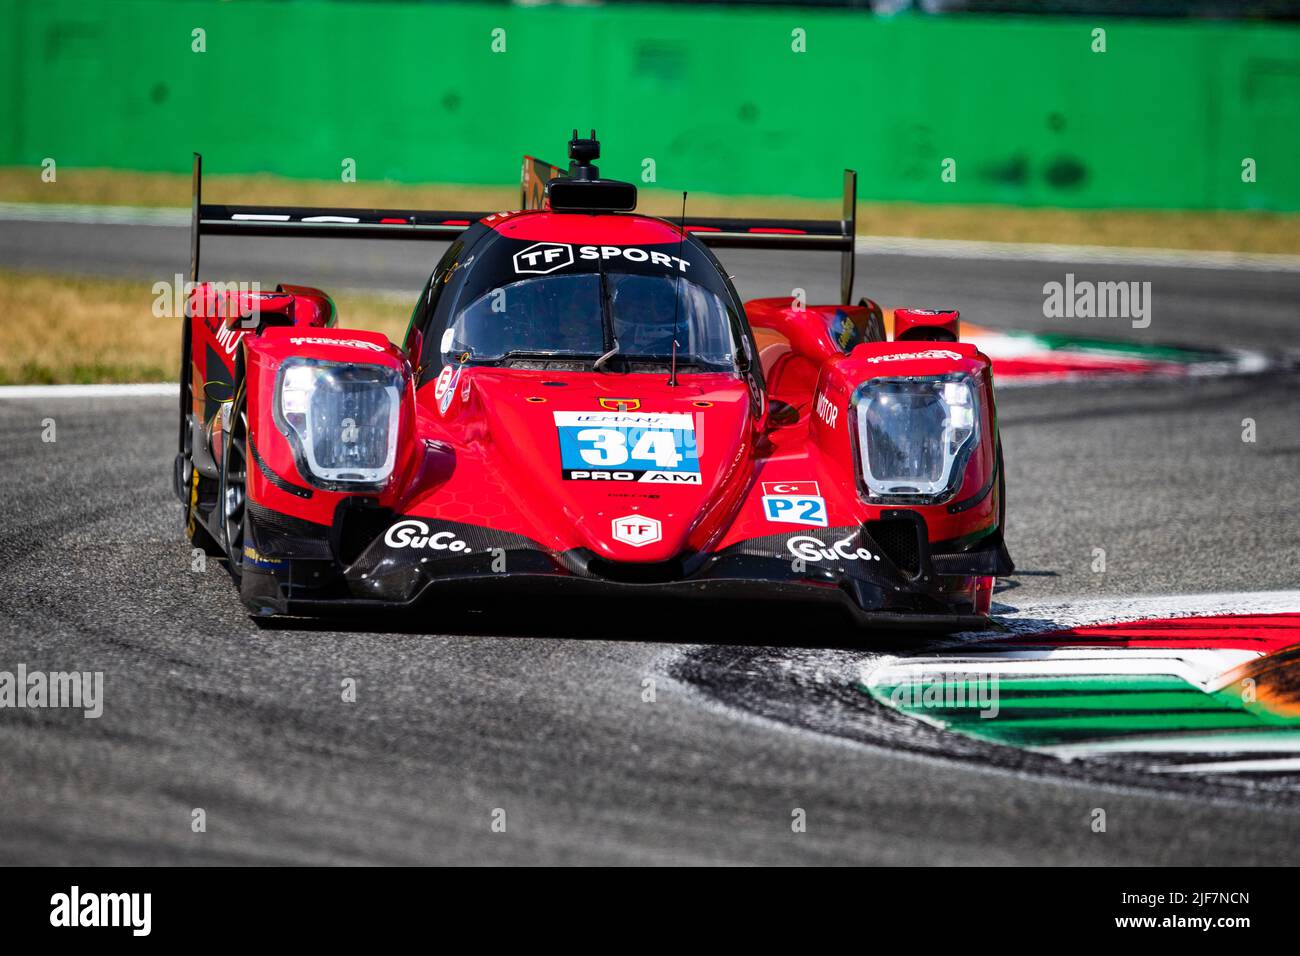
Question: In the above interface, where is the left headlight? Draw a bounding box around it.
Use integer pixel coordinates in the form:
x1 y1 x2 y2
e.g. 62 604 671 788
276 359 402 490
852 373 979 502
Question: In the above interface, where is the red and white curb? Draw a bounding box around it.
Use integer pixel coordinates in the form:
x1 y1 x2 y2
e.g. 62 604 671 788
864 591 1300 776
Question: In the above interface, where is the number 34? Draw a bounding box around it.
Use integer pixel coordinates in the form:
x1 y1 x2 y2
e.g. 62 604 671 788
576 428 683 468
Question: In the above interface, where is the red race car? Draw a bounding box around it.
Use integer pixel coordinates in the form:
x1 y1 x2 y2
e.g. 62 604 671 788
175 131 1012 628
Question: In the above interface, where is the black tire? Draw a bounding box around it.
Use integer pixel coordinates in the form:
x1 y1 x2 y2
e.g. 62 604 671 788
218 386 250 582
188 511 224 557
997 438 1006 531
181 449 223 556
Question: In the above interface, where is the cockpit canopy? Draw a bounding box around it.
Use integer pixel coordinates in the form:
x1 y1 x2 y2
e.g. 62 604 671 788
445 271 737 370
412 220 750 379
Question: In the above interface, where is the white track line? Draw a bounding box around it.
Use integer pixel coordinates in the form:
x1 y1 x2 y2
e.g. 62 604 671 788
0 383 176 399
1039 733 1300 760
3 203 1297 272
1147 757 1300 774
982 590 1300 638
0 202 188 227
869 648 1258 692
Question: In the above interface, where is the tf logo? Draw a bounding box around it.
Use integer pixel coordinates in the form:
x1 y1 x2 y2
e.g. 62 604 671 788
598 397 641 411
611 514 661 548
513 241 573 274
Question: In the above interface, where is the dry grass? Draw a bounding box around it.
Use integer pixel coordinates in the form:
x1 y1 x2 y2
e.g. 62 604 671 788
334 293 410 345
3 166 1298 255
0 269 412 384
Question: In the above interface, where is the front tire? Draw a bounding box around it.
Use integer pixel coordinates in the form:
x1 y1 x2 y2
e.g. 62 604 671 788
219 386 249 582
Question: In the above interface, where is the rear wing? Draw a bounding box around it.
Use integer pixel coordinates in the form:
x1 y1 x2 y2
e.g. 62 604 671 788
189 154 490 284
190 153 856 302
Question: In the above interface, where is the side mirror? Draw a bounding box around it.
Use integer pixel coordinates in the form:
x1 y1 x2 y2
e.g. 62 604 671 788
404 328 424 378
767 399 799 429
202 380 234 403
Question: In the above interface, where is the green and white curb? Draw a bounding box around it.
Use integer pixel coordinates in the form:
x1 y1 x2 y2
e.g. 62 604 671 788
860 592 1300 776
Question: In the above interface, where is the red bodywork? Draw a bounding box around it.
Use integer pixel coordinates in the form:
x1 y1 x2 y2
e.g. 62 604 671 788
179 143 1010 629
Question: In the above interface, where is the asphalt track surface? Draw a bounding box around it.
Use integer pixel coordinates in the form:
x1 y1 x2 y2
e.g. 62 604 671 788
1 218 1299 864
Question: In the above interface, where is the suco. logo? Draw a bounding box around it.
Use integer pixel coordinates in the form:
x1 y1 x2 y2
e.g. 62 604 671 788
383 519 472 552
786 535 879 563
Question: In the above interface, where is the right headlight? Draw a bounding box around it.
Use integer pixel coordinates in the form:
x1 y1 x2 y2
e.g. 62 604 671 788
276 358 402 490
852 374 979 502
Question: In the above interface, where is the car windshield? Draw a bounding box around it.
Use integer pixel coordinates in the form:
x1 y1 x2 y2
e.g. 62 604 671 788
442 272 739 371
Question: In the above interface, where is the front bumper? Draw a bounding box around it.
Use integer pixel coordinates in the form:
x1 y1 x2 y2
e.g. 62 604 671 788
240 511 1002 630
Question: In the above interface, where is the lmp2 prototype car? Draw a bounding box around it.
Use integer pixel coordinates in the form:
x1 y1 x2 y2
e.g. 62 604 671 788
175 132 1012 628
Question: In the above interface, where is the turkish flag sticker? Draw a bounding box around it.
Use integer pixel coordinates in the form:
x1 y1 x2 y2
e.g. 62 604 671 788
762 481 820 497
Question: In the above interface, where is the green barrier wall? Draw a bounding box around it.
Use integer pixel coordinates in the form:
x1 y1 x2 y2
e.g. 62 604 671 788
2 0 1297 209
